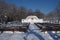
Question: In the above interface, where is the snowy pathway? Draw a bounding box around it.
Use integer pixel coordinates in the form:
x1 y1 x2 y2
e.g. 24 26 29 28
24 23 53 40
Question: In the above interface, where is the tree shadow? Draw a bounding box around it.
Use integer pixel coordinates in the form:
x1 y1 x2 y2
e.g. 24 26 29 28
48 31 60 40
24 29 45 40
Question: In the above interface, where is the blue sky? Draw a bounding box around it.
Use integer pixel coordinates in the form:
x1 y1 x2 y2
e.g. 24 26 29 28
5 0 60 14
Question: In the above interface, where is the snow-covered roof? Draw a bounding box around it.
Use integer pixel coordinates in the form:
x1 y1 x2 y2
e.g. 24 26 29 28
26 16 39 20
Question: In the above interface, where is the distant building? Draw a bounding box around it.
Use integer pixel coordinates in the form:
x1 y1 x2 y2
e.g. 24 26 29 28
21 16 44 23
21 15 60 24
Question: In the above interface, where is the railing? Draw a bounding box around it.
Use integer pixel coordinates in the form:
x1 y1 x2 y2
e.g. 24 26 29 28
0 23 30 33
35 23 60 32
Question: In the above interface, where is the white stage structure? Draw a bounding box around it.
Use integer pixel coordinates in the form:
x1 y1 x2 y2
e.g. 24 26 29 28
21 16 44 23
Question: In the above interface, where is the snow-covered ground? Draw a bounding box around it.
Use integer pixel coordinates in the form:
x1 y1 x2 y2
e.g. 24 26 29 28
0 23 60 40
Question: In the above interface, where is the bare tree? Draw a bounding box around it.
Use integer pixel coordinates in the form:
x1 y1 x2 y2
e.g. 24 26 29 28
51 3 60 24
34 9 45 18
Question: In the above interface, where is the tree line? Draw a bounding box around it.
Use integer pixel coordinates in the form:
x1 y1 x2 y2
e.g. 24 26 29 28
0 0 60 23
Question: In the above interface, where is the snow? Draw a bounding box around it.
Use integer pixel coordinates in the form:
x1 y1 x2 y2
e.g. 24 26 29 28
0 22 29 27
28 24 53 40
0 23 60 40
